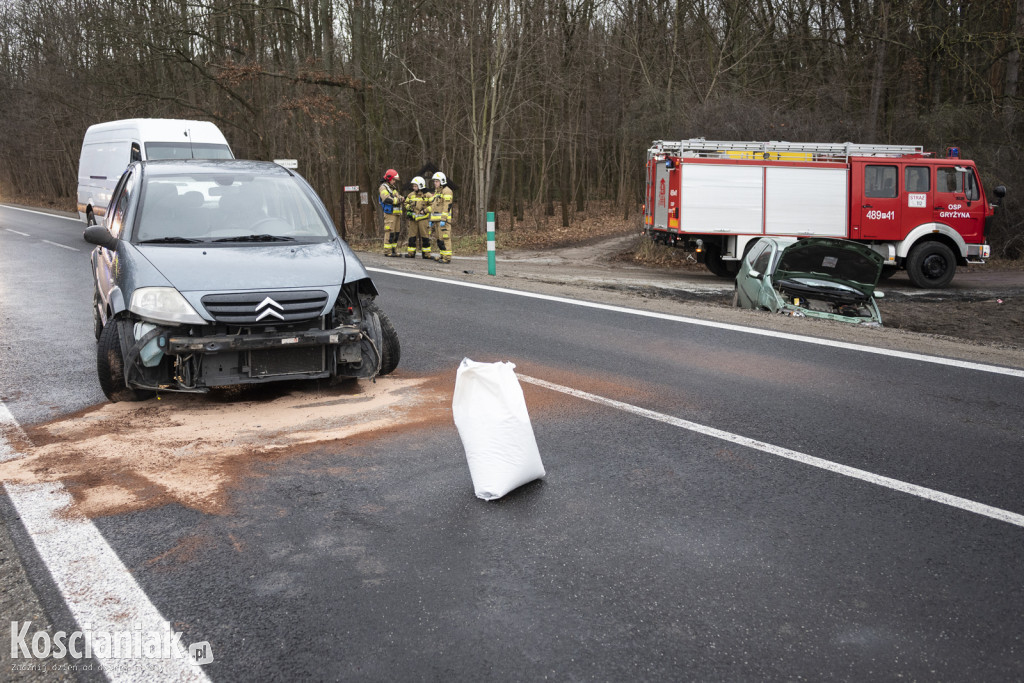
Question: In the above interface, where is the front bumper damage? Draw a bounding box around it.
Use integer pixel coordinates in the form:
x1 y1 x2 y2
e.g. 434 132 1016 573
120 319 376 392
166 326 361 354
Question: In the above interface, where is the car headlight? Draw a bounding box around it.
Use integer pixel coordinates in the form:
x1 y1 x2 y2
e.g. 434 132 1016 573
129 287 207 325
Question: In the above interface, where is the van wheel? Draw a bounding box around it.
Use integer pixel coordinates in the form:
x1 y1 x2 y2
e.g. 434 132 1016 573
906 242 956 288
97 320 154 402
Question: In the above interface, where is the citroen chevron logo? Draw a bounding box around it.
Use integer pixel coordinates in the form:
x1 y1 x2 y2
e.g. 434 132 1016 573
254 296 285 321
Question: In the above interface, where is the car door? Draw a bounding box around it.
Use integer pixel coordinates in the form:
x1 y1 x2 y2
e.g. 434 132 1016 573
736 239 773 309
95 170 135 315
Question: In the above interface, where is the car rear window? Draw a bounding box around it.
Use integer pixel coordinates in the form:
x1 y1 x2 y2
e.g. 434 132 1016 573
145 142 234 160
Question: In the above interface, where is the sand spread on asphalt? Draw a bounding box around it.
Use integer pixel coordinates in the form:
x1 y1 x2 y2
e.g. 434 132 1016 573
0 377 439 517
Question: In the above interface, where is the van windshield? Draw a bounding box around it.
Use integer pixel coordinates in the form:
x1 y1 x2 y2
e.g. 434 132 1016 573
145 142 234 160
134 172 335 244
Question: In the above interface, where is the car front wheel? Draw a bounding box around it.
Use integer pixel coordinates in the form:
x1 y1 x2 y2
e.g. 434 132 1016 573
366 301 401 376
97 320 155 402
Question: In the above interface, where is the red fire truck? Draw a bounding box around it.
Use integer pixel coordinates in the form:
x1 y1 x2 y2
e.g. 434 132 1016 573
643 139 1006 288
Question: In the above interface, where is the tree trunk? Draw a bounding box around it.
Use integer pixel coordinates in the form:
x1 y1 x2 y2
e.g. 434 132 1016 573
1004 0 1023 129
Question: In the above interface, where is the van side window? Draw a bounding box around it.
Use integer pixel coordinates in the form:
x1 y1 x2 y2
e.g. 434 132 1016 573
108 173 135 239
865 166 898 198
130 143 142 162
905 166 930 193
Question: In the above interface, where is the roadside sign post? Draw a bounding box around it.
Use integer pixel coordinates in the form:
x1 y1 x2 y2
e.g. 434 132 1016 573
341 185 360 241
487 212 496 276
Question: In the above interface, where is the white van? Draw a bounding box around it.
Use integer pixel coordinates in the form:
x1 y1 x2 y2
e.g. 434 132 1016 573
77 119 233 224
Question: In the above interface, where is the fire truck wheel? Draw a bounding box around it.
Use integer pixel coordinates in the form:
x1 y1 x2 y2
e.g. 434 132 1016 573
906 241 957 288
878 265 899 281
703 244 734 278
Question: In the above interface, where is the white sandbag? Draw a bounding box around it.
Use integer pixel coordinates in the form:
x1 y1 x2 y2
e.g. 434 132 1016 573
453 358 545 500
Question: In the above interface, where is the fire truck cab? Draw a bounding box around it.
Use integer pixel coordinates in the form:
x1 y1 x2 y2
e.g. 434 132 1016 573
643 139 1006 288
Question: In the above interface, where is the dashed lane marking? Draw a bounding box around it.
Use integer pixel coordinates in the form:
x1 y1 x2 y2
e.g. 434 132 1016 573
518 374 1024 529
368 267 1024 379
41 239 80 252
5 228 30 236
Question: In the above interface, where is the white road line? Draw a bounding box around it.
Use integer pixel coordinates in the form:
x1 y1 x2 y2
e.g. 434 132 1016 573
368 267 1024 379
518 374 1024 529
0 204 80 222
1 406 212 682
41 239 80 252
0 402 20 462
5 228 30 236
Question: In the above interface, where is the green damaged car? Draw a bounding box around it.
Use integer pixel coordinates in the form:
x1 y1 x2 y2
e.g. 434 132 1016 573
733 237 885 325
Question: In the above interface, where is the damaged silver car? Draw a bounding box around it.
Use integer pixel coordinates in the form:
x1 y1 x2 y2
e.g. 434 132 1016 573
85 159 400 402
732 237 885 325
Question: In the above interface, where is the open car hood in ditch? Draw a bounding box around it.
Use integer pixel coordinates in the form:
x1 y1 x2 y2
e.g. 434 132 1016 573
774 238 884 298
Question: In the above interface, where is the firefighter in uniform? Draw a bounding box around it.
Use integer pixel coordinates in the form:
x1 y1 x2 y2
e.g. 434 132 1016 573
404 176 432 258
378 169 403 256
429 171 454 263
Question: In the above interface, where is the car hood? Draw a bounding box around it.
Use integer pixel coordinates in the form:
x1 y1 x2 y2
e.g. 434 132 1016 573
775 238 884 296
135 240 349 292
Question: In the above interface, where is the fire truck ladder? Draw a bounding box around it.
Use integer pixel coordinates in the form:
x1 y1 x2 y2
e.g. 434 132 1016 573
650 139 926 163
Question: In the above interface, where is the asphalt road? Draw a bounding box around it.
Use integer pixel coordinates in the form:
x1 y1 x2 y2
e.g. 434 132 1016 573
1 205 1023 681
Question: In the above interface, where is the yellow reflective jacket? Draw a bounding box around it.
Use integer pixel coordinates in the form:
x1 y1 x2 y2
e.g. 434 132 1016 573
405 190 430 221
430 185 454 222
378 182 403 214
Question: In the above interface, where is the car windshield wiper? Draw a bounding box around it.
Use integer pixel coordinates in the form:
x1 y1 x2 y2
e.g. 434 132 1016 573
212 234 296 243
138 236 205 244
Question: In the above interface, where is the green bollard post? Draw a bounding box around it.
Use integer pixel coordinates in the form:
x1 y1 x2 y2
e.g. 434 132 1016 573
487 212 496 276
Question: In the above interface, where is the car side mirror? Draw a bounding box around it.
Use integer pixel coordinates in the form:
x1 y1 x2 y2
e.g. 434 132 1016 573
749 269 762 280
84 224 118 250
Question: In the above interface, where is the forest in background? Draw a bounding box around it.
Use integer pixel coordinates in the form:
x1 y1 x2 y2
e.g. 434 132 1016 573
0 0 1021 256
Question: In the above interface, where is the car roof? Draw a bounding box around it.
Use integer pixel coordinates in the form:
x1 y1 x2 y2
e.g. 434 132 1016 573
139 159 292 177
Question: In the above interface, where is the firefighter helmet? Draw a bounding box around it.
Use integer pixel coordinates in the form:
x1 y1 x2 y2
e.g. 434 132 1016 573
432 171 447 186
384 169 399 182
411 176 426 190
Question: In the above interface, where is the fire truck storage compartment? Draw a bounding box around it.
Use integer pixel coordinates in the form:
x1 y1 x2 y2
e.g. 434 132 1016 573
680 165 762 234
676 163 849 238
764 167 848 236
652 161 671 231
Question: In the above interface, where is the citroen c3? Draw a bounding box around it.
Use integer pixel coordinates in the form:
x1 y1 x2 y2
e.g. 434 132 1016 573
84 159 399 402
